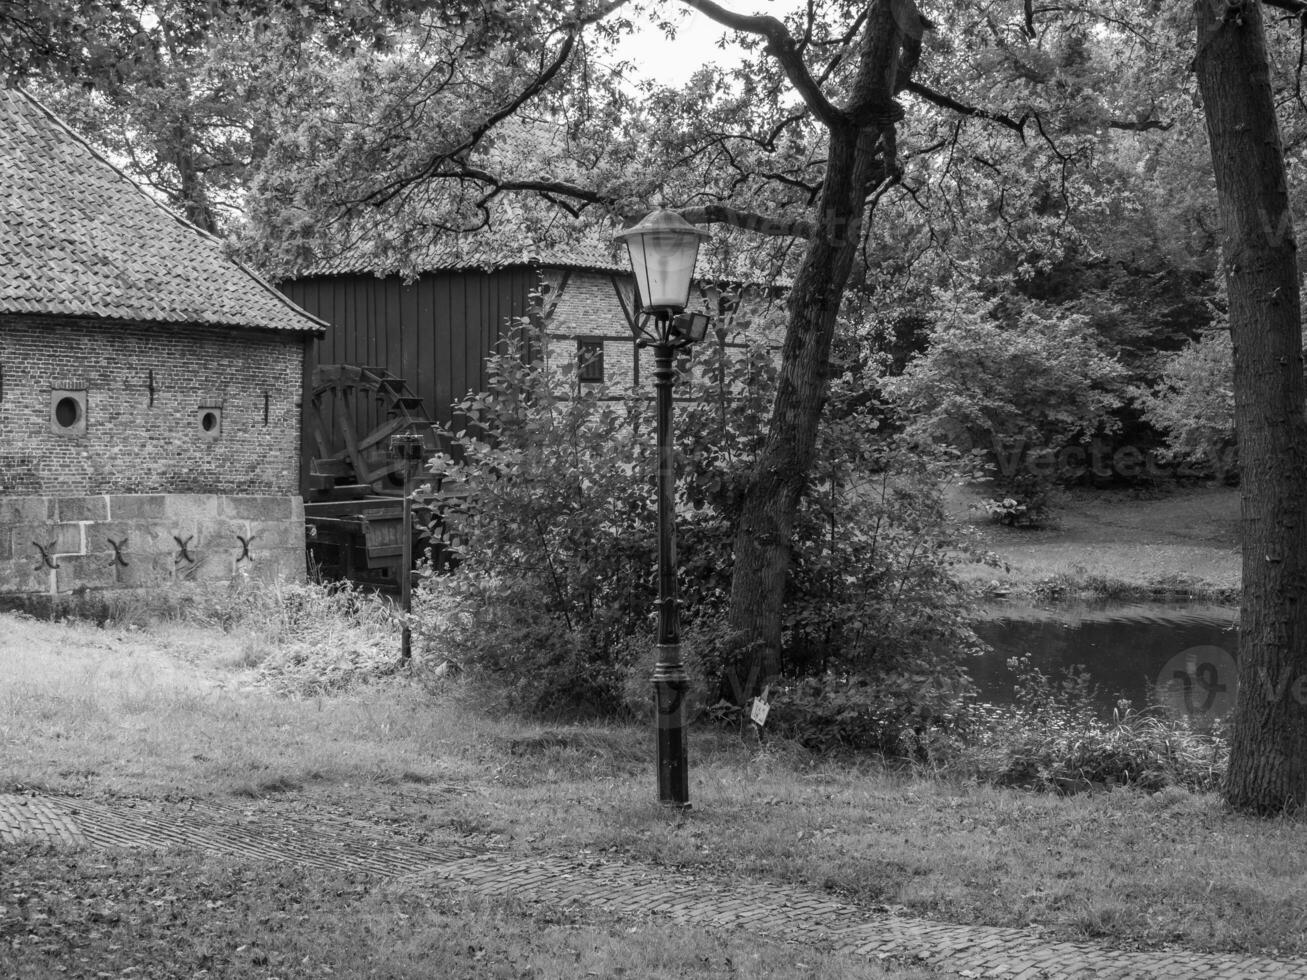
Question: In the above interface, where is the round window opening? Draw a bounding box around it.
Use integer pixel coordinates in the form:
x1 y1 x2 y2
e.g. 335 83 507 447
55 396 82 429
201 411 219 432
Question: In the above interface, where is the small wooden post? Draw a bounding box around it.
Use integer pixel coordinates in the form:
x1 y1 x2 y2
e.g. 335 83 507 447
400 483 413 663
389 432 426 664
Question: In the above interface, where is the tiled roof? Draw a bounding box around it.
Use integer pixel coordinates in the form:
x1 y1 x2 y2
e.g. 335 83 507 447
300 233 629 277
0 87 324 334
293 230 796 288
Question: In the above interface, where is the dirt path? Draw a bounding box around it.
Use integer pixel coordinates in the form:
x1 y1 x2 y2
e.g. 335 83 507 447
948 484 1242 595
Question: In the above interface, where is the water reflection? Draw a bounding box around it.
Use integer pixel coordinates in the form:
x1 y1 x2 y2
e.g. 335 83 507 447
971 600 1239 716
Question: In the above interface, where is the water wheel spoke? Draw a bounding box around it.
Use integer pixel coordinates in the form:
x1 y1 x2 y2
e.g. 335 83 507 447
307 364 436 495
357 415 418 454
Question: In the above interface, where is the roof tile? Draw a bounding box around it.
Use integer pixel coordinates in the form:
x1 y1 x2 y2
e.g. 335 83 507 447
0 87 323 334
301 233 629 277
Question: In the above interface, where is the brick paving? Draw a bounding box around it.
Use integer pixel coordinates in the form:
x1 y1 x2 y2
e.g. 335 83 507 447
0 795 84 849
4 792 1307 979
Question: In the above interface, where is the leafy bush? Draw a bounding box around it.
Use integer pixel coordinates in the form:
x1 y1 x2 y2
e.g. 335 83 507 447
766 670 975 759
415 569 631 718
414 307 990 729
618 621 745 726
1134 326 1236 480
781 365 993 713
960 657 1228 793
884 290 1127 521
412 319 762 718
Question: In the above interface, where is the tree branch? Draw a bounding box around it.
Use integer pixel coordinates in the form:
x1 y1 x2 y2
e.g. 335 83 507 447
814 8 869 86
904 80 1028 138
458 167 620 210
679 203 814 238
678 0 846 128
364 4 626 209
1107 117 1174 132
444 30 578 167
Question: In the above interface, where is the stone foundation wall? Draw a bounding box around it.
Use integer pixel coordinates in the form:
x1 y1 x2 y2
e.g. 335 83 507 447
0 493 306 595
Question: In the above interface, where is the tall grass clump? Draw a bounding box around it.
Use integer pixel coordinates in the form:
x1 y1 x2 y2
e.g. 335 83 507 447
96 575 405 696
958 656 1228 793
233 579 402 695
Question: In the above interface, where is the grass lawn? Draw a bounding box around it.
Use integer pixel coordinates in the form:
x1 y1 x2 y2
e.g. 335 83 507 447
3 606 1306 975
948 483 1241 598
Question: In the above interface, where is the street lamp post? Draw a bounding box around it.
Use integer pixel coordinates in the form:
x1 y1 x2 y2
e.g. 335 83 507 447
616 209 712 808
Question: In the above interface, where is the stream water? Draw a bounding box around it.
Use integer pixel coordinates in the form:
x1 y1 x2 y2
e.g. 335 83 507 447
970 600 1240 720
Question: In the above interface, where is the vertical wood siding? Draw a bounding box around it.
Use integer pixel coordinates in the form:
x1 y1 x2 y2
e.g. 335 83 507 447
278 269 535 488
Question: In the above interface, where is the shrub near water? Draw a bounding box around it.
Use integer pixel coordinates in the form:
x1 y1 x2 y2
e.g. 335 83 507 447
767 671 974 759
884 289 1127 522
961 657 1228 793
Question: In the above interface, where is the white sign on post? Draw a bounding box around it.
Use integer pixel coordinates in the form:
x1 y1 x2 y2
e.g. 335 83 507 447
750 695 770 727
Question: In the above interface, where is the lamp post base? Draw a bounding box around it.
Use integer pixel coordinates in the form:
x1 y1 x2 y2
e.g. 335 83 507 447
653 645 690 806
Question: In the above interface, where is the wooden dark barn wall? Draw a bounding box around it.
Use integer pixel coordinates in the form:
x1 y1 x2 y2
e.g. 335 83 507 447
279 269 536 486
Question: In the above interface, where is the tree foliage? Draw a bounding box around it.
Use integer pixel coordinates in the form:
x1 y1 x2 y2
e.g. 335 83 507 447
1135 326 1236 479
884 289 1127 519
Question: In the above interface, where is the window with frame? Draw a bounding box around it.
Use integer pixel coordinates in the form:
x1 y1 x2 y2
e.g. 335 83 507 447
577 339 605 382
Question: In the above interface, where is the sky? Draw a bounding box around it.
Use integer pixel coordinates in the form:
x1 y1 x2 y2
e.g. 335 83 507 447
611 2 805 87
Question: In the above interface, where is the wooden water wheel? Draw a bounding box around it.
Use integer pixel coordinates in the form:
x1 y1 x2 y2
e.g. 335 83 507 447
306 364 439 498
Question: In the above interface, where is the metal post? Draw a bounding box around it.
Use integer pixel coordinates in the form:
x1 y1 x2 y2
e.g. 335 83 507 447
652 336 690 807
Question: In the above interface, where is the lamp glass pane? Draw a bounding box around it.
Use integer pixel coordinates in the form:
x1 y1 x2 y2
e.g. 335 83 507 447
627 231 700 311
687 312 710 342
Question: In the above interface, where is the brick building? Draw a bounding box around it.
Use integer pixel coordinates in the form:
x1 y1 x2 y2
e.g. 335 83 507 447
279 238 644 417
0 87 325 596
279 236 783 468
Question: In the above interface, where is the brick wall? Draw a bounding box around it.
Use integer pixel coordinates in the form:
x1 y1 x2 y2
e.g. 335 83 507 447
544 270 638 391
0 315 304 496
546 269 692 393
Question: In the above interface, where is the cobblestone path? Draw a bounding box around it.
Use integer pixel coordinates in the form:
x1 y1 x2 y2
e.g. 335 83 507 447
4 792 1305 979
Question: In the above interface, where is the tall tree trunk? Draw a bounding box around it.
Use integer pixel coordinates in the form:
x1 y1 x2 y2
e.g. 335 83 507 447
726 123 880 686
1194 0 1307 813
724 0 906 697
176 145 218 234
173 115 218 234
